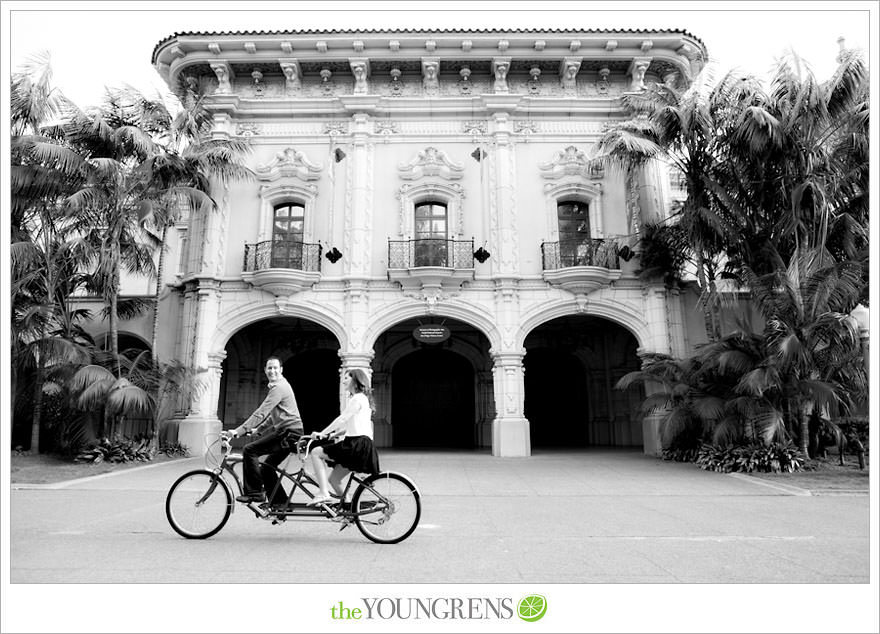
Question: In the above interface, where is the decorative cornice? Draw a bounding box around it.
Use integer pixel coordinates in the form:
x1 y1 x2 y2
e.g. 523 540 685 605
255 147 323 182
398 146 465 181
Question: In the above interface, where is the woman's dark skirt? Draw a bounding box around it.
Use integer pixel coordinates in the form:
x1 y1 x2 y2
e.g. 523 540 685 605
324 435 380 475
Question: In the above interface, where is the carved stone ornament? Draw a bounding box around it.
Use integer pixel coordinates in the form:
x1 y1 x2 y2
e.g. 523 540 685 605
210 62 232 94
493 57 511 93
236 123 261 137
350 59 370 94
560 57 582 92
256 147 323 182
422 59 440 95
398 147 464 181
279 59 302 93
539 145 603 180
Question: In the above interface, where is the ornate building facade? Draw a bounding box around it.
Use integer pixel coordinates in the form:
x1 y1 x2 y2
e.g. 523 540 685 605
143 29 710 456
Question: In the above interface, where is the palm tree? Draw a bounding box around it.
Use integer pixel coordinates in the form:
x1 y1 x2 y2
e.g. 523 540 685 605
713 49 869 278
79 81 253 359
10 52 96 450
596 67 736 341
737 247 866 457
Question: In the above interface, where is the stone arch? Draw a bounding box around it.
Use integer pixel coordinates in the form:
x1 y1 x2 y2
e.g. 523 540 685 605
517 297 650 352
211 300 347 354
364 299 501 353
93 330 151 352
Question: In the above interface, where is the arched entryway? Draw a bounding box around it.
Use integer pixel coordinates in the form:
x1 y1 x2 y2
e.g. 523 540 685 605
372 316 493 450
219 318 341 434
392 348 475 448
524 349 588 447
524 315 644 449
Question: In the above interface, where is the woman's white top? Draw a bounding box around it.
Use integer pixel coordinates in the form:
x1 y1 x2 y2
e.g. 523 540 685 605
338 392 374 439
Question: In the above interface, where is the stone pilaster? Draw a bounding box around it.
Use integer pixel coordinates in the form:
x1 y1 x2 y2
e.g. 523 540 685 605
476 370 495 448
177 296 226 458
488 112 519 275
342 113 374 277
491 350 530 457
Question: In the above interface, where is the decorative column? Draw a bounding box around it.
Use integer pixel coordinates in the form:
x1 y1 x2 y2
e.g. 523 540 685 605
637 349 666 457
176 279 225 457
476 370 495 448
491 350 530 457
370 371 392 447
341 113 374 278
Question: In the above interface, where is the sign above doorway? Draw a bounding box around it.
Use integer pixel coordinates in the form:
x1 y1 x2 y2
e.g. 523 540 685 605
412 324 451 344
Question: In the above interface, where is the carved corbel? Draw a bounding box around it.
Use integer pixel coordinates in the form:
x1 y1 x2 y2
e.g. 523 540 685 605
628 57 652 91
559 57 582 93
349 58 371 94
492 57 511 93
209 61 234 94
279 59 302 93
421 58 440 95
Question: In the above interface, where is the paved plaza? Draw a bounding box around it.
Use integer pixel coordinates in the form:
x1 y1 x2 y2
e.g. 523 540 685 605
8 448 870 584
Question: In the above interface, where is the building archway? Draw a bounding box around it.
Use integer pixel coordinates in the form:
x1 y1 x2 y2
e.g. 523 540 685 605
524 315 644 449
373 316 493 450
392 348 474 448
219 317 341 434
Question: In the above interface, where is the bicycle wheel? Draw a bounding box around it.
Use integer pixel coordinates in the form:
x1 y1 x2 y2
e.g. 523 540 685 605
352 472 421 544
166 470 233 539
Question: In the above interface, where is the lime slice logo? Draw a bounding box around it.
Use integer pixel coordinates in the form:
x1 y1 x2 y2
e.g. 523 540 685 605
517 595 547 622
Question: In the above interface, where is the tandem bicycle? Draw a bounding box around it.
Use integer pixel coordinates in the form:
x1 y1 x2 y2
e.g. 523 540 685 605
165 431 421 544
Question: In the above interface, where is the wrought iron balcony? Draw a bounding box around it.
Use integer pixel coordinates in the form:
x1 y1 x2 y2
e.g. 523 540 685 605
243 240 322 272
241 240 322 296
540 238 622 294
388 238 475 269
387 238 475 293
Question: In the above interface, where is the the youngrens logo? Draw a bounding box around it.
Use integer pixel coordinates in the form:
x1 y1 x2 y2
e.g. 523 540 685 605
329 595 547 621
517 595 548 622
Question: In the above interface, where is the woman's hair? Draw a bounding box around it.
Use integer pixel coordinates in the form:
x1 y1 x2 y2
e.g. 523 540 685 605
348 368 374 409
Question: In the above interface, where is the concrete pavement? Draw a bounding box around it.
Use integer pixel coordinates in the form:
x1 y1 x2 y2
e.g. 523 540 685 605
8 448 871 583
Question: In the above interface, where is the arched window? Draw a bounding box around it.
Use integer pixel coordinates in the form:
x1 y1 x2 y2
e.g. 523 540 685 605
271 202 305 268
414 201 448 266
557 200 591 266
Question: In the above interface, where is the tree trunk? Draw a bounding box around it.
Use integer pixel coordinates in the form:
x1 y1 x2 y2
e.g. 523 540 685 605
150 224 169 362
799 407 810 458
30 359 44 452
109 271 121 377
694 251 719 342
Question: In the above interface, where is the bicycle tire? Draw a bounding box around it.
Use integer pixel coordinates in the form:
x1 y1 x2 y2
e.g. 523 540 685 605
166 470 233 539
352 472 421 544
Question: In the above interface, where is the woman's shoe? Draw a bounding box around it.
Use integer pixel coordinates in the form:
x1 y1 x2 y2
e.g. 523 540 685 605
306 495 333 507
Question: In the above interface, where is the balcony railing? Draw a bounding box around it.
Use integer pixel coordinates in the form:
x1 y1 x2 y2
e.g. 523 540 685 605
388 238 475 269
243 240 322 272
541 238 619 270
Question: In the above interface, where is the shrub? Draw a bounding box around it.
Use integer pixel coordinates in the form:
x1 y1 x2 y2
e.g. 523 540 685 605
695 441 805 473
159 442 189 458
75 436 153 464
662 446 700 462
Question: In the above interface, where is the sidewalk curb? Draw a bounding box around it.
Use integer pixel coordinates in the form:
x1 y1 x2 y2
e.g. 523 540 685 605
11 457 202 491
727 472 812 496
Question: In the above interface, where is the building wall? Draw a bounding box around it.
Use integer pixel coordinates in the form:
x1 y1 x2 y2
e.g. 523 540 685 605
142 29 711 456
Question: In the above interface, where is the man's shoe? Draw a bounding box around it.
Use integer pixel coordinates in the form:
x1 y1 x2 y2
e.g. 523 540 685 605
236 493 266 503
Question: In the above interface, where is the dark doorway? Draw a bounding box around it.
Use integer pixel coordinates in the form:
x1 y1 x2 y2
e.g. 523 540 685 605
391 348 475 448
524 349 588 448
285 349 341 435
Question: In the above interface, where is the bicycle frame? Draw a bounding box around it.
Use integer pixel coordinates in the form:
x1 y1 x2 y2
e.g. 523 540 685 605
208 435 385 523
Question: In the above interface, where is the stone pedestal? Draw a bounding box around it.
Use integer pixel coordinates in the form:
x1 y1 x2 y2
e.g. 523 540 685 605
492 417 531 457
176 416 223 457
